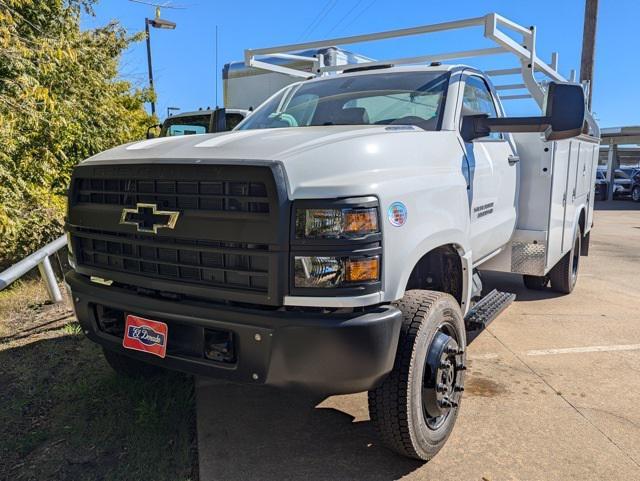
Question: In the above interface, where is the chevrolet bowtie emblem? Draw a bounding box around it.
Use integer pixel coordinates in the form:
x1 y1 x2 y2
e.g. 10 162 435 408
119 203 180 234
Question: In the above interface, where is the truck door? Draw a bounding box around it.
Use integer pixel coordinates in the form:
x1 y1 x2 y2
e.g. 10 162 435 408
459 74 518 261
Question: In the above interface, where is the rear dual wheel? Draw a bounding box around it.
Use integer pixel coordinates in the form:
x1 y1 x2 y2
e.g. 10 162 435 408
548 228 581 294
368 290 466 461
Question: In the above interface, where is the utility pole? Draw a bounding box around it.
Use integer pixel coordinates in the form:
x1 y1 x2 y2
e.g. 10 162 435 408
579 0 599 109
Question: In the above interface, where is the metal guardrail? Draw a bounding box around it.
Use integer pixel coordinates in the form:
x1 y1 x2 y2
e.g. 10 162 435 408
0 235 66 303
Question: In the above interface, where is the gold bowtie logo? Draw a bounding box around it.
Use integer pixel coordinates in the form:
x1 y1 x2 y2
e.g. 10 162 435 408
119 203 180 234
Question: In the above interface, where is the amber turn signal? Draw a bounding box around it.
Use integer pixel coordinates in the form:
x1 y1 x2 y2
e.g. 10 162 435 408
344 208 379 235
346 257 380 282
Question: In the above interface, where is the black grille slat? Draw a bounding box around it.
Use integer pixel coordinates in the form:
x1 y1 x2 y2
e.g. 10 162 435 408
77 235 269 293
74 178 270 213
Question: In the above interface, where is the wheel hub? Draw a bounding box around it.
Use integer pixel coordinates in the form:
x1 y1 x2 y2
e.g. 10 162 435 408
422 331 465 427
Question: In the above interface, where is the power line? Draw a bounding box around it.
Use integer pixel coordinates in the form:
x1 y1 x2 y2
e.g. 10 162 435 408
326 0 366 35
341 0 378 32
298 0 338 41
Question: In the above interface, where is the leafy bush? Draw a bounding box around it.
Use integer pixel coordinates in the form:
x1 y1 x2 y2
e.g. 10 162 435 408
0 0 153 267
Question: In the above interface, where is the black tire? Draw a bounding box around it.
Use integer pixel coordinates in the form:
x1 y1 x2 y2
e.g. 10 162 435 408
368 290 466 461
632 186 640 203
549 228 581 294
523 274 549 290
102 348 163 378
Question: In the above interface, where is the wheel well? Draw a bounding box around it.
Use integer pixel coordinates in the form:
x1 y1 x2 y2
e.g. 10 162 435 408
405 245 463 305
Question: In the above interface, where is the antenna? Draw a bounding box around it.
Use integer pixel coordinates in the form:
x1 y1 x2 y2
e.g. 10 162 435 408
215 25 219 107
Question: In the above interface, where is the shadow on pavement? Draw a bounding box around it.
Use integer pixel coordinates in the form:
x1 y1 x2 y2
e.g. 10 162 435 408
594 199 639 211
480 270 565 303
196 381 423 481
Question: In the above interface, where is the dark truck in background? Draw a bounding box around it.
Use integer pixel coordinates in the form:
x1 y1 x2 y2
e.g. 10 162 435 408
147 108 248 138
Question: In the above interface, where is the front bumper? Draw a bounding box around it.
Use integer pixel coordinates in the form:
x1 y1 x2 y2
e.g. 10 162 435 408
66 272 402 394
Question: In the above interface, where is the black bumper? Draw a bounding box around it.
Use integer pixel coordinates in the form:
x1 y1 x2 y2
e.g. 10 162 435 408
66 272 402 394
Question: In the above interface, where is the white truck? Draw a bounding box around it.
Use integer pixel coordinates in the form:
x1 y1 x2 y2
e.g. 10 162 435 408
64 13 599 461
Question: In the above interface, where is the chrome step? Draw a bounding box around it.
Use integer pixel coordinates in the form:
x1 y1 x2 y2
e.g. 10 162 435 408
464 289 515 333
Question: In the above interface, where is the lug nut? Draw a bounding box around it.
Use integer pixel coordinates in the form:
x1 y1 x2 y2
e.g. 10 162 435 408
437 383 447 392
454 385 465 392
456 364 467 371
445 345 458 354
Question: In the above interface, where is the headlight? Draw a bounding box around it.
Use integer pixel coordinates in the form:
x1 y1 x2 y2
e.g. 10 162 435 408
295 207 379 239
294 255 380 288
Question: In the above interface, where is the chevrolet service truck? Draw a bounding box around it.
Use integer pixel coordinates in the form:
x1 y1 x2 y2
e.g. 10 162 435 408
64 14 600 461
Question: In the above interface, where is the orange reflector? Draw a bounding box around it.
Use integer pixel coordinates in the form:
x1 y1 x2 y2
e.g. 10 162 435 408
346 257 380 282
344 209 378 234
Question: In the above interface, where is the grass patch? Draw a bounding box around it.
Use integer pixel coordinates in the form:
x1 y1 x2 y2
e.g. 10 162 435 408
0 282 198 480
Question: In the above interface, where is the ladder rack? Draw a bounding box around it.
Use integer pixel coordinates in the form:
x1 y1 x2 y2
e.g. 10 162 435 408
244 13 583 112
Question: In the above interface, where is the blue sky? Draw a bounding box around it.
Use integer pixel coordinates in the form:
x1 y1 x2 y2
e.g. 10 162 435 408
82 0 637 128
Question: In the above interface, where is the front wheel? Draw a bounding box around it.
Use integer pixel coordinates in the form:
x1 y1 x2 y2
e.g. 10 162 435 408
632 186 640 203
549 228 581 294
368 290 466 461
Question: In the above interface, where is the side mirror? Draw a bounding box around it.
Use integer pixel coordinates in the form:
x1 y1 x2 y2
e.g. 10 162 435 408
543 82 586 140
461 81 586 142
212 107 227 132
146 124 162 139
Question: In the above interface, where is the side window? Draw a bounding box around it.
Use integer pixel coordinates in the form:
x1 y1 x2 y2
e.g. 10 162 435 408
462 76 502 140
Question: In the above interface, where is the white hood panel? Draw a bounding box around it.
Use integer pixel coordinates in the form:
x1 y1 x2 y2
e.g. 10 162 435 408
82 126 462 199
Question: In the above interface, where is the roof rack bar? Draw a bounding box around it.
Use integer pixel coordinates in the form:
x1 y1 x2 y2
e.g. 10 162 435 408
499 94 533 100
244 16 486 64
248 59 314 78
320 47 506 74
494 83 527 91
486 67 522 76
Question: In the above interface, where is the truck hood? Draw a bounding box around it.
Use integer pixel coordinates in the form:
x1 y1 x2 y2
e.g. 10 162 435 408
84 126 423 161
82 125 463 198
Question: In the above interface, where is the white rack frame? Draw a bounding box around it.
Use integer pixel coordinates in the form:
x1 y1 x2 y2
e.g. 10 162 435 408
244 13 585 111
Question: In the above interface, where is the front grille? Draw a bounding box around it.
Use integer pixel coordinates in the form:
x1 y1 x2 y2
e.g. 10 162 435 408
72 178 269 213
67 163 289 306
74 228 269 292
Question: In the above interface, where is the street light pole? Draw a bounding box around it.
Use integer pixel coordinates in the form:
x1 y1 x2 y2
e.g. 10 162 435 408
143 8 176 118
145 18 156 116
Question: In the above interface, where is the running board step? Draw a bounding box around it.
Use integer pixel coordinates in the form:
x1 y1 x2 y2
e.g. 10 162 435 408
464 289 515 332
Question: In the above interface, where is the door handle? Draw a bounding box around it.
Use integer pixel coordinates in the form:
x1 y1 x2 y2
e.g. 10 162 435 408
508 155 520 166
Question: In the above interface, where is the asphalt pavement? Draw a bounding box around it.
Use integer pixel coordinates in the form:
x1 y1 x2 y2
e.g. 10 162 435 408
197 202 640 481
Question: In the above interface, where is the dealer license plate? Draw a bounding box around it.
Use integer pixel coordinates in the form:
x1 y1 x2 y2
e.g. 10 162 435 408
122 315 168 359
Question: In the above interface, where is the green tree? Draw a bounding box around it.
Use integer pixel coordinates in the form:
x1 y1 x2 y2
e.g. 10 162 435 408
0 0 153 267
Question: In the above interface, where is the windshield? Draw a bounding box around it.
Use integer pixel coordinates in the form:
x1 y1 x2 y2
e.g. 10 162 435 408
238 71 450 131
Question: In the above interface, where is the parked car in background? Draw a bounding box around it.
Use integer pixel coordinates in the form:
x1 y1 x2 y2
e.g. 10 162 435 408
146 108 249 139
595 170 607 200
596 168 633 199
613 169 633 198
631 169 640 202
